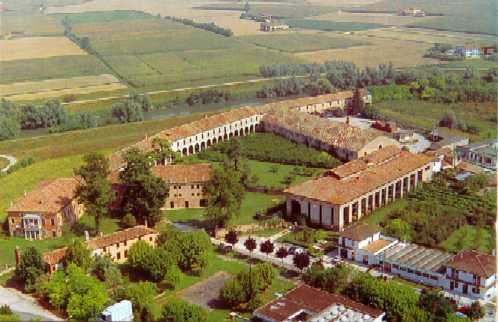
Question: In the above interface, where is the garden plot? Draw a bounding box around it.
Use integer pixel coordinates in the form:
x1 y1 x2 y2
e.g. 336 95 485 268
179 271 231 310
0 36 86 61
0 74 127 101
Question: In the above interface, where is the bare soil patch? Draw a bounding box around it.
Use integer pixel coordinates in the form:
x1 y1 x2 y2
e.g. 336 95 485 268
0 36 86 61
178 271 231 310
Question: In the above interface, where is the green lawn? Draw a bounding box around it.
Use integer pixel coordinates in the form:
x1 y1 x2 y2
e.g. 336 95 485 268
362 199 408 226
238 33 368 53
163 192 283 226
277 229 332 248
0 112 212 161
441 225 494 254
0 235 75 266
247 160 325 190
0 157 9 171
155 254 294 321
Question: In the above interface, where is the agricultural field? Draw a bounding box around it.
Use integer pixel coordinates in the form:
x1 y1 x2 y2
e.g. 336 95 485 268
0 36 86 61
295 36 437 67
238 33 368 53
311 11 437 27
376 100 497 142
284 19 385 31
0 13 63 37
441 225 495 254
0 54 112 84
62 11 302 90
363 0 497 35
0 74 127 102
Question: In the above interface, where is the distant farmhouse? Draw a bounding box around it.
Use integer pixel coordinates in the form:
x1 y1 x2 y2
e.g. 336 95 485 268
7 178 84 240
260 20 289 32
338 224 496 300
398 7 426 17
455 45 481 59
456 139 497 171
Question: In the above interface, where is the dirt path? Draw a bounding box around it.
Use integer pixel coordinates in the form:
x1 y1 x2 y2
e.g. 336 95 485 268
0 286 62 321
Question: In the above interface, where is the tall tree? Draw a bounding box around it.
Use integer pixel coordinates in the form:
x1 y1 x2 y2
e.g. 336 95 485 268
259 240 275 257
120 149 168 226
351 87 365 115
205 162 244 227
15 247 44 292
74 153 115 234
161 298 208 322
293 252 310 272
151 137 179 165
66 239 93 272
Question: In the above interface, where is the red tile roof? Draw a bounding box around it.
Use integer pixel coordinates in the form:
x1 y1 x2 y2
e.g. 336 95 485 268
262 91 354 111
445 250 496 278
262 109 391 153
151 163 212 184
340 224 379 241
254 284 383 322
7 178 79 214
86 225 157 250
42 226 158 266
285 150 433 205
156 106 262 143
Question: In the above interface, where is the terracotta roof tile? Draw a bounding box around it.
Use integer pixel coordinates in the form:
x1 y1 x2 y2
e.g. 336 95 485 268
151 163 212 184
285 150 433 205
254 284 383 322
262 109 388 152
42 226 158 266
7 178 79 214
156 106 262 143
86 225 157 250
262 91 354 111
340 224 379 241
446 250 496 278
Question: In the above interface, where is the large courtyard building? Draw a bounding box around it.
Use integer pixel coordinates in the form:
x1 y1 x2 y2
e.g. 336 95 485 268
152 163 212 209
42 225 158 273
108 91 374 171
7 178 84 240
284 147 435 230
337 224 496 300
262 109 399 160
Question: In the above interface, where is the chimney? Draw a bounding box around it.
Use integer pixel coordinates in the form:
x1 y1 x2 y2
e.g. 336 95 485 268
84 230 90 241
144 219 148 228
15 246 21 267
99 231 103 237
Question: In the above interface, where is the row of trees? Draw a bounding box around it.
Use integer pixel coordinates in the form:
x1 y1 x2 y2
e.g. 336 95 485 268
165 16 233 37
256 77 333 98
303 263 484 321
185 89 231 108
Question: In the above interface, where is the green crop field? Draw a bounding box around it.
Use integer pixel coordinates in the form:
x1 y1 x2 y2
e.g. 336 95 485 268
195 3 337 18
1 13 63 37
377 100 497 142
284 19 385 32
364 0 497 35
441 225 495 254
60 11 303 91
0 55 112 84
238 33 368 53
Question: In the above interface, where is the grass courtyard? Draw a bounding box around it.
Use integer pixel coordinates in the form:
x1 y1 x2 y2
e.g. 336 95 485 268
163 192 283 226
441 225 495 254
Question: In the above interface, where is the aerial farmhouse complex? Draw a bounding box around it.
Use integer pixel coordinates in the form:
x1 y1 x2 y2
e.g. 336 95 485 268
284 146 435 230
7 178 84 240
337 224 496 301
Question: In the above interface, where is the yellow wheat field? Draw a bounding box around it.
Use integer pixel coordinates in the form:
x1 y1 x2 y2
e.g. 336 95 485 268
0 74 127 101
0 36 86 62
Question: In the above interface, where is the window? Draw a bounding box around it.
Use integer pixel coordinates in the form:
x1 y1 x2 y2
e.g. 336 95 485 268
124 241 127 246
11 218 15 224
51 218 55 225
191 185 194 189
124 250 128 258
117 252 121 260
170 202 174 208
149 237 153 242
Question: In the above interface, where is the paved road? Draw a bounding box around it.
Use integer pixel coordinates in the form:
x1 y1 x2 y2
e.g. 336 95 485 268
61 74 311 106
0 154 16 173
0 286 62 321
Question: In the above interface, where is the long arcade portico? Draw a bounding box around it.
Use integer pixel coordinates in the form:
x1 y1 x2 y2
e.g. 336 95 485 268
285 147 434 231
